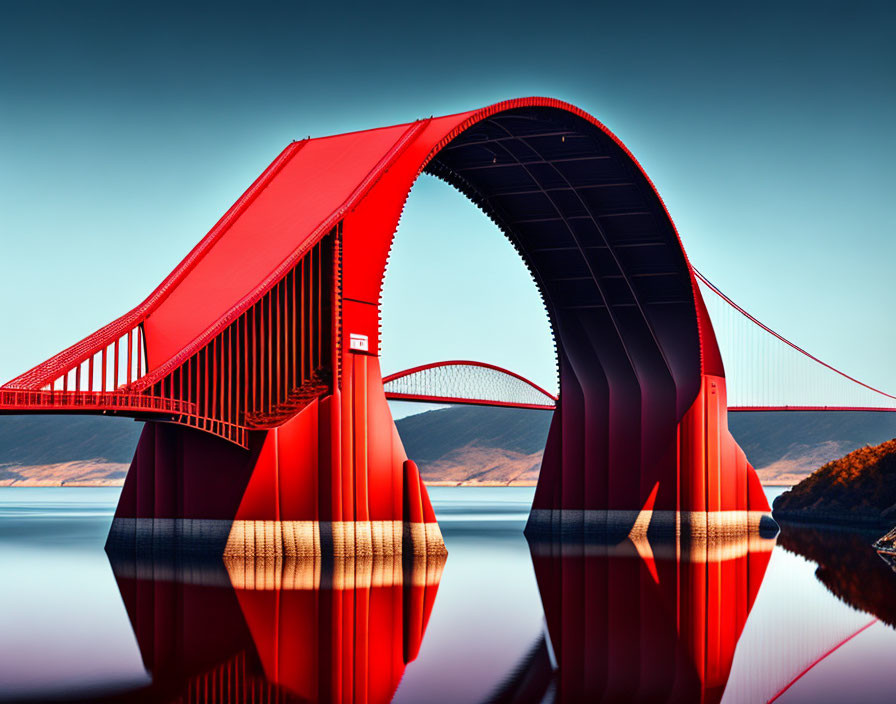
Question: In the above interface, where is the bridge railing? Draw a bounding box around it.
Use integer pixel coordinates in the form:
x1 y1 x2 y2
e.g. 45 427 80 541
0 230 335 449
44 325 147 395
0 388 195 414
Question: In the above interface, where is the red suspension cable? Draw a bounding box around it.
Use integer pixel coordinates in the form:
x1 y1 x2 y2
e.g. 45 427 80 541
693 268 896 403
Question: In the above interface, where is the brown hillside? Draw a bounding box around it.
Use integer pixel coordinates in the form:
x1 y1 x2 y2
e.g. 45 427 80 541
773 437 896 527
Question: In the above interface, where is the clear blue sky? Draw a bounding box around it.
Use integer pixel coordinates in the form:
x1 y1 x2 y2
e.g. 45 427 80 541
1 1 894 399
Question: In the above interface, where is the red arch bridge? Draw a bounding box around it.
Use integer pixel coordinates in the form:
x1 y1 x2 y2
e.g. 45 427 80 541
2 97 893 557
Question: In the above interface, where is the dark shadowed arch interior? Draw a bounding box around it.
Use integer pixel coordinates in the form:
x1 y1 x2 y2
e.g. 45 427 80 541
424 106 704 518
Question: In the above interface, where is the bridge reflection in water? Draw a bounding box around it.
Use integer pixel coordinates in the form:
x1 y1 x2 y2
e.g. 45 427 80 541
105 552 445 703
101 533 781 703
487 532 775 704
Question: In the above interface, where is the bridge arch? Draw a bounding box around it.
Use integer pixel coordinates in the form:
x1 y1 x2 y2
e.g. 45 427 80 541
339 98 748 534
383 360 558 410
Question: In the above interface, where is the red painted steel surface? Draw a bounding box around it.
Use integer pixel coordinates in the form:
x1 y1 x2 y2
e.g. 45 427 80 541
2 97 781 543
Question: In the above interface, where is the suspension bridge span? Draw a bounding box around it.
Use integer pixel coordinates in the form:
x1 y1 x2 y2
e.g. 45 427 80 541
0 96 837 555
382 271 896 413
383 361 559 410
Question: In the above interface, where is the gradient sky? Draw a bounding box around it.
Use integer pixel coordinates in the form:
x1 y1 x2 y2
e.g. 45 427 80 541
1 1 894 401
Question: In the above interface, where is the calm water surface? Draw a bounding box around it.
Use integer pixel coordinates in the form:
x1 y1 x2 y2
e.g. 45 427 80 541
1 486 895 703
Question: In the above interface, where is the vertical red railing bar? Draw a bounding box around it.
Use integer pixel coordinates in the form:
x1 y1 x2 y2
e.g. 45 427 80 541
300 256 305 383
187 358 193 418
308 248 314 373
281 273 288 393
75 364 81 394
316 240 324 368
126 330 133 385
101 347 107 393
259 296 265 414
285 276 290 392
284 270 290 391
262 290 277 412
213 335 219 419
251 306 257 414
289 272 295 389
209 337 215 418
283 276 288 392
235 318 242 426
113 338 120 389
227 326 232 424
88 355 94 393
311 245 320 371
214 336 221 419
299 257 309 384
290 268 297 388
309 245 314 371
300 256 305 385
221 334 226 420
275 281 281 407
222 328 228 423
203 346 209 420
258 299 265 414
241 314 247 424
221 331 226 421
266 291 272 414
282 278 288 402
136 326 143 379
215 335 224 418
310 245 316 371
281 277 287 393
257 305 263 414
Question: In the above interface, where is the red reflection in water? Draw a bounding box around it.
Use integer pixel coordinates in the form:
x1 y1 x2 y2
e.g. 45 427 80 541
523 534 775 704
105 553 445 703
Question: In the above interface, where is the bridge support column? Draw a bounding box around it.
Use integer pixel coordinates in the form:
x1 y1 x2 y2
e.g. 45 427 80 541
107 355 445 557
526 372 774 539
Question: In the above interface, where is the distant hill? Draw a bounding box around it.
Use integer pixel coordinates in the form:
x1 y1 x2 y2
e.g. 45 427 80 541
773 437 896 528
729 411 896 483
2 408 896 486
396 407 896 486
395 406 552 485
0 415 141 485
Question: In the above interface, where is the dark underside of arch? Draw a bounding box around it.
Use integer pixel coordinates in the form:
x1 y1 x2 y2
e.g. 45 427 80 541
424 106 704 516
